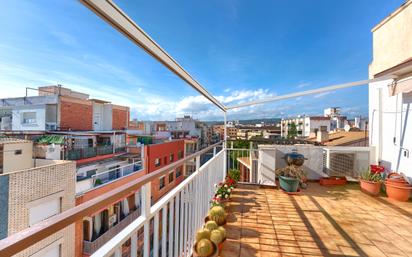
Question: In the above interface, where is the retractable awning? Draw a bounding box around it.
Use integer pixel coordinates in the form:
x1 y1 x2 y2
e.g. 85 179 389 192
80 0 397 112
389 76 412 96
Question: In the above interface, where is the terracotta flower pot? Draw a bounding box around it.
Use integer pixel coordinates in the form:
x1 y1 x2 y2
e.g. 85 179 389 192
320 177 347 186
385 183 412 202
386 173 408 186
360 179 381 196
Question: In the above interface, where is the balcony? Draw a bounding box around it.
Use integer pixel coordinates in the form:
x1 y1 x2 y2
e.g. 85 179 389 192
221 183 412 257
1 1 411 257
0 141 411 257
76 161 143 194
83 208 141 255
67 145 126 160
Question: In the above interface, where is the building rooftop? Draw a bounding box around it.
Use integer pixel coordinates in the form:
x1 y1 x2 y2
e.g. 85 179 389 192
308 131 368 146
0 138 32 145
371 0 412 32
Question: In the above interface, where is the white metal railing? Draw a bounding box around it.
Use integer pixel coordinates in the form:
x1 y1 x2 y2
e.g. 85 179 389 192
92 147 225 257
75 162 144 194
91 161 143 185
226 148 258 183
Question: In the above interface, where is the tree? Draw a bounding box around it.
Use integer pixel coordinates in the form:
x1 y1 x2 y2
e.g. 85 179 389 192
288 122 298 139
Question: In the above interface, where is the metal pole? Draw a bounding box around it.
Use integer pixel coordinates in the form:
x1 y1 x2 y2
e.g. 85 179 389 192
223 111 227 177
112 132 116 154
227 75 397 110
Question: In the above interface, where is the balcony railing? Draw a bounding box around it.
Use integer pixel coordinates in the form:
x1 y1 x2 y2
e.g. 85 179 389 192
0 141 225 257
67 145 127 160
76 162 143 194
83 208 141 255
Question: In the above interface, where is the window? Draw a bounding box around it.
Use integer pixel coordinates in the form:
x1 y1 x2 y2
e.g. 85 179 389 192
169 172 174 183
32 241 61 257
177 150 183 159
21 112 37 124
14 149 22 155
176 167 182 178
169 153 174 162
159 176 165 190
86 169 97 178
29 196 62 226
154 158 161 167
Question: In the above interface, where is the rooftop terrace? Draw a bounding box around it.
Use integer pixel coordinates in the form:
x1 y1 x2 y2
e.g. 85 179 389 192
222 183 412 257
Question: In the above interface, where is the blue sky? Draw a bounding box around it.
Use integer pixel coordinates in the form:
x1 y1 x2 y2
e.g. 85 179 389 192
0 0 405 121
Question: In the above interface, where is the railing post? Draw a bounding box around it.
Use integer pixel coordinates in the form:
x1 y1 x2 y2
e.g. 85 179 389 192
249 142 253 183
196 156 200 171
141 143 145 173
223 112 227 178
131 232 138 257
114 247 121 257
142 182 151 257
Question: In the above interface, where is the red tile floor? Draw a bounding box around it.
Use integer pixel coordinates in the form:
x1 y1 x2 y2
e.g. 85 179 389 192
221 183 412 257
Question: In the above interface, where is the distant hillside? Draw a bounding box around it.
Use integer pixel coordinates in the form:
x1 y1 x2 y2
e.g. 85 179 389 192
204 118 281 126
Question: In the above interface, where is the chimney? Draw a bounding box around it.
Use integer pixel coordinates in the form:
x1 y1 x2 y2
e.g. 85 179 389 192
316 130 329 143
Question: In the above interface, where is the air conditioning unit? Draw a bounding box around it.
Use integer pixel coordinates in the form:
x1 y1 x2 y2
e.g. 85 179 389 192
0 116 12 130
46 122 57 131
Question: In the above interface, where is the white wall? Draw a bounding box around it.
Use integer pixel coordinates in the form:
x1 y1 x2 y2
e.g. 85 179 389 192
3 141 33 173
305 119 331 137
103 104 113 131
92 103 104 131
369 78 412 181
12 106 46 131
45 145 62 160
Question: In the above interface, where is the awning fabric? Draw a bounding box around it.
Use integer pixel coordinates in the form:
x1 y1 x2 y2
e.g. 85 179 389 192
36 135 65 145
389 77 412 96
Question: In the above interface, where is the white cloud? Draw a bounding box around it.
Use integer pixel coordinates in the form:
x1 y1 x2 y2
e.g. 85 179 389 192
297 82 311 88
49 30 79 48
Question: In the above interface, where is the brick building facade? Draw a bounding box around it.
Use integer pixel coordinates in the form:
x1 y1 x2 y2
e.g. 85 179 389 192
112 105 129 130
0 157 76 257
60 96 93 131
145 140 185 202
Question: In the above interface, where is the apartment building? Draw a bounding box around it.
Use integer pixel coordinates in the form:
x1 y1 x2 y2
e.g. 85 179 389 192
184 138 200 175
236 126 281 140
368 0 412 180
73 139 186 256
0 85 138 194
281 115 332 138
0 138 76 257
75 165 145 257
0 85 129 131
145 140 185 202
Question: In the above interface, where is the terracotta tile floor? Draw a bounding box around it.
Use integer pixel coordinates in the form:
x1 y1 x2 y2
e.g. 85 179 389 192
221 183 412 257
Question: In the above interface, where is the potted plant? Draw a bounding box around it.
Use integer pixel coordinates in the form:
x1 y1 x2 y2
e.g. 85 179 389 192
210 197 223 208
204 221 218 231
276 165 306 192
385 173 412 202
193 238 218 257
194 227 221 257
359 169 383 196
94 178 103 186
214 183 233 202
210 228 226 254
228 169 240 185
208 206 226 226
